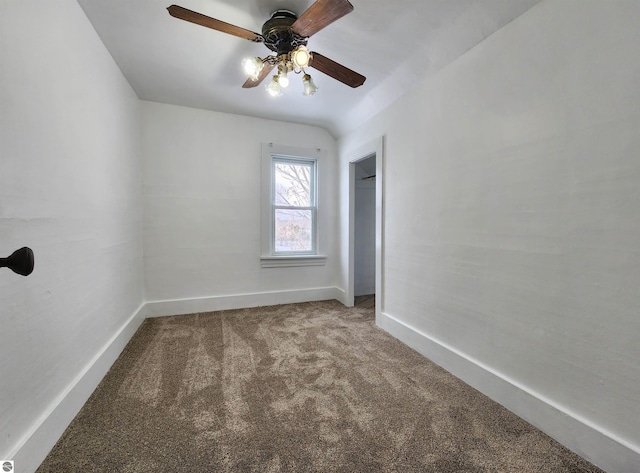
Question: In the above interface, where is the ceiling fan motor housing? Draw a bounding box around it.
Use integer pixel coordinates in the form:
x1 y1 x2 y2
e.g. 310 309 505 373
262 10 308 56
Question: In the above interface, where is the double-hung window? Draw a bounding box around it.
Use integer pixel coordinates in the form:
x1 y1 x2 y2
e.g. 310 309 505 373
272 156 317 254
261 144 326 267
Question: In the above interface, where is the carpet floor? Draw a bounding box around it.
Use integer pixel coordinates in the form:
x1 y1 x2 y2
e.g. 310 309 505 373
37 299 603 472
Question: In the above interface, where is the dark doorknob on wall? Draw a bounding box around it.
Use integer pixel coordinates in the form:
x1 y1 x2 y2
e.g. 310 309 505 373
1 247 35 276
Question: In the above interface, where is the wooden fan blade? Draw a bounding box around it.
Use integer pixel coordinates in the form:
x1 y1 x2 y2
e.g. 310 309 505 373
242 63 275 88
309 52 365 88
292 0 354 38
167 5 262 42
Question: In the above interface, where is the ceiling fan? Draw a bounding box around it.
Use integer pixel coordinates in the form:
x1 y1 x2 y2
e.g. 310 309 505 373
167 0 366 97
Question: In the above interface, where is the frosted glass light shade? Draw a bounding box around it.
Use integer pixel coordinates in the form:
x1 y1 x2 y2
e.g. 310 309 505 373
291 46 311 69
302 74 318 96
242 57 264 81
266 76 283 97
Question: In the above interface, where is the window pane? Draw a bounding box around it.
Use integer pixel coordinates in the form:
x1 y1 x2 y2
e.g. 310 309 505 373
274 162 311 207
274 209 312 252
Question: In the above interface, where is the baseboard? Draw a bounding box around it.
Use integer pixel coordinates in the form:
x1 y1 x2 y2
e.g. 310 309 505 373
19 297 634 473
334 287 349 307
10 303 147 473
145 286 344 317
377 311 640 473
9 288 342 472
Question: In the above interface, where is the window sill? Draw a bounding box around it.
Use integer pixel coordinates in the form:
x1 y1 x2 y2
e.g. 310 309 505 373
261 255 327 268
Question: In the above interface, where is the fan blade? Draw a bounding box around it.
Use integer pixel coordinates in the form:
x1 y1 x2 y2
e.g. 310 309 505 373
292 0 354 38
242 63 275 88
167 5 262 42
309 52 365 88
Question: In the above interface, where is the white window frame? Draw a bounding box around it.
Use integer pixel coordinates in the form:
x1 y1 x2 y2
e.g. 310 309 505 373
261 143 327 268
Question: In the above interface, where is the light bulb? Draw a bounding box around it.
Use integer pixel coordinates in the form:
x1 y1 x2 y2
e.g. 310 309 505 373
276 61 290 88
278 70 290 88
302 74 318 96
266 76 282 97
242 57 264 81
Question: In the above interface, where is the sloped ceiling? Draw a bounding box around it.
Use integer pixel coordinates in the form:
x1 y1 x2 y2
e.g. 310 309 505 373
77 0 542 136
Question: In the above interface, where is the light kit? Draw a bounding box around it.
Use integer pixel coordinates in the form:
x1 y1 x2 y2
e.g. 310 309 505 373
244 46 318 97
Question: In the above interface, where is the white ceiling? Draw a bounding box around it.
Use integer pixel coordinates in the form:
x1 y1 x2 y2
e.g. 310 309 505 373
77 0 542 136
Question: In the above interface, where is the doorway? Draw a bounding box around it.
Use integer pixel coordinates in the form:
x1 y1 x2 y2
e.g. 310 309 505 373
353 155 376 307
348 136 384 319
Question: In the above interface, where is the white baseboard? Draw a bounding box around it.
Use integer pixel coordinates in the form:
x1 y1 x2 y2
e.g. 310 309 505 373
377 311 640 473
334 287 349 306
19 295 634 473
11 287 343 472
10 304 147 473
144 286 343 317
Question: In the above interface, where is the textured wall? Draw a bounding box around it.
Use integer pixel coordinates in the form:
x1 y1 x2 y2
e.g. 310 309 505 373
0 0 144 462
338 0 640 467
141 102 338 305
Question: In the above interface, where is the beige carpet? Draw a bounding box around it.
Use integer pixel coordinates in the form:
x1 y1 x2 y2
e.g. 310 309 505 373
37 300 603 472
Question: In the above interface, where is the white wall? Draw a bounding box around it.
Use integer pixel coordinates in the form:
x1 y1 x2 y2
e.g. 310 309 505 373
338 1 640 471
0 0 144 469
142 102 339 315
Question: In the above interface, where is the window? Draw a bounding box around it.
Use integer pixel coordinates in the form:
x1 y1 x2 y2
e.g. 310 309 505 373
272 157 316 254
261 144 326 267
